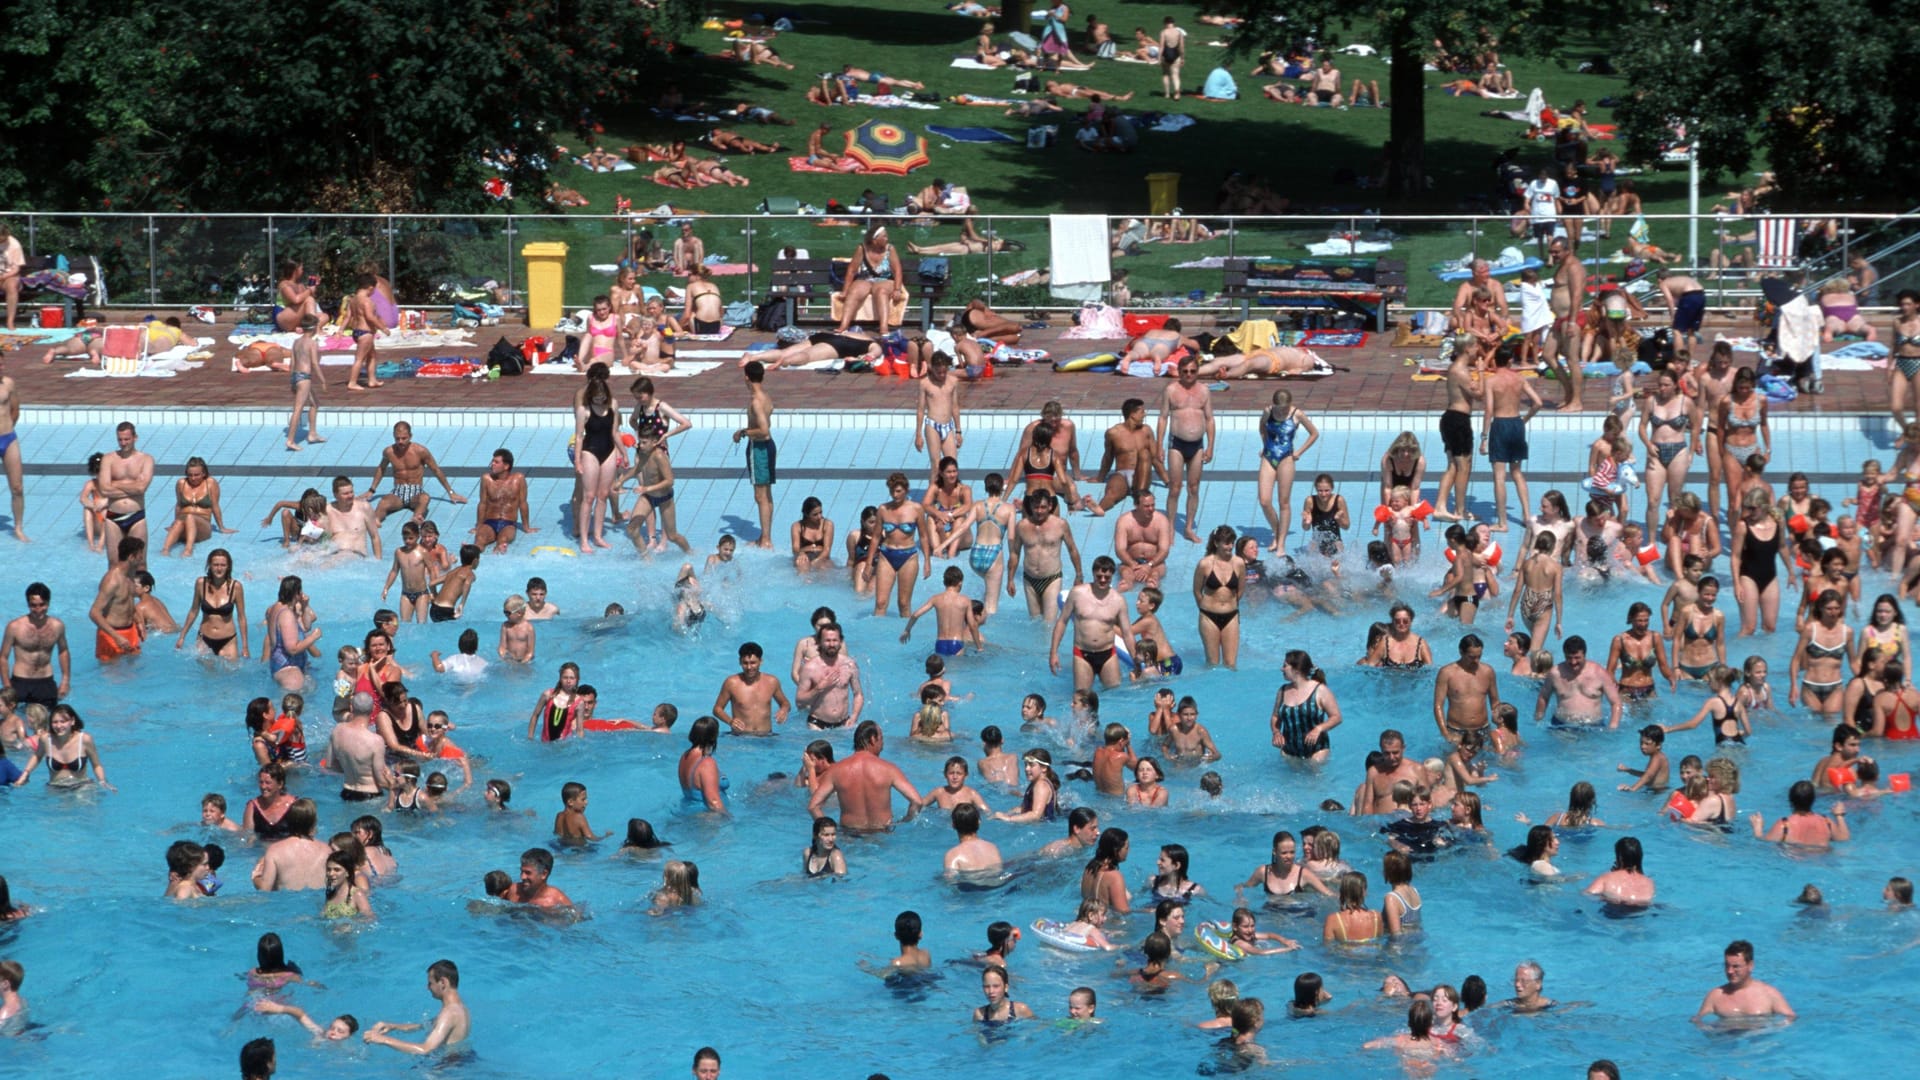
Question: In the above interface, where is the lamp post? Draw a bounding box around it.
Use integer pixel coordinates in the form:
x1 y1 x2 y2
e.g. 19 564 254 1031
1688 38 1702 268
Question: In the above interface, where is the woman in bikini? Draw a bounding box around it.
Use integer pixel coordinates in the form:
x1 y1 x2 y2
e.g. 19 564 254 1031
15 704 111 789
273 261 324 332
803 816 846 877
1891 290 1920 428
1670 576 1727 681
1362 602 1432 669
1145 842 1203 900
869 472 929 618
1606 601 1673 702
159 457 232 558
1192 525 1245 668
1714 367 1769 519
1256 389 1317 551
353 630 403 701
1728 487 1792 637
1078 827 1132 914
1750 779 1848 846
175 548 248 660
1638 370 1698 540
1856 594 1913 676
1790 590 1853 717
789 496 836 572
1661 491 1722 583
1817 278 1876 343
1322 871 1383 944
1506 533 1563 647
579 294 619 371
1870 660 1920 739
573 369 621 553
838 224 903 337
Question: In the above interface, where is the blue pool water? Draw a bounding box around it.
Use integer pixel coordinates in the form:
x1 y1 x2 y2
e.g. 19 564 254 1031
0 405 1915 1077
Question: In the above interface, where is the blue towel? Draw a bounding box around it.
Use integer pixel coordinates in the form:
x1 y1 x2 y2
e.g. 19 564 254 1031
1201 68 1238 99
926 125 1018 144
1828 341 1889 359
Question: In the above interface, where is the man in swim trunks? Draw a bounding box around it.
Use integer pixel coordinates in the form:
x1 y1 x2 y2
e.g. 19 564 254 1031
363 959 470 1056
1696 940 1794 1022
2 582 70 706
473 449 534 553
711 640 790 735
1358 729 1427 814
1657 268 1708 348
97 421 154 561
250 797 330 891
1546 238 1587 410
1050 556 1130 693
1432 633 1501 747
1300 56 1344 106
325 476 382 558
807 720 926 833
425 544 479 623
915 352 964 485
1158 357 1214 542
342 272 388 392
1008 489 1084 619
330 693 394 802
366 421 466 528
901 567 982 659
1533 635 1621 729
0 355 25 540
1095 398 1171 513
1435 337 1478 521
89 537 145 662
733 360 779 549
795 623 864 730
1113 490 1173 592
1480 342 1543 532
234 341 293 372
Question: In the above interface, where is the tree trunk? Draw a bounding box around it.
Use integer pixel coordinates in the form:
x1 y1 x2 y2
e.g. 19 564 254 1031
1386 25 1427 202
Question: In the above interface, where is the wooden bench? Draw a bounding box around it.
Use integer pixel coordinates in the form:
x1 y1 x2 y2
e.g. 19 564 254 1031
1222 256 1406 331
770 256 950 328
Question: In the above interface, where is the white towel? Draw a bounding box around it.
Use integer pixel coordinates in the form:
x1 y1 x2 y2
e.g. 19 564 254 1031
1778 296 1820 365
1524 88 1545 128
950 57 997 70
1048 214 1111 293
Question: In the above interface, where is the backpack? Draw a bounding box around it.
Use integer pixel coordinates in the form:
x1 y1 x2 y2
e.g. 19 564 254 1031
753 297 787 332
487 336 524 376
916 257 950 285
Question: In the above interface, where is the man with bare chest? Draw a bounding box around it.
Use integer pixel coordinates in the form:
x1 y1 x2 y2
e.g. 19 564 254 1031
1095 398 1170 513
366 422 466 527
90 537 145 662
1049 557 1129 692
711 641 790 734
1157 359 1214 542
1007 491 1084 618
1546 239 1587 410
474 449 534 552
1481 343 1543 532
2 582 70 707
795 624 863 731
98 421 154 560
807 721 925 833
1113 491 1173 591
1432 633 1502 745
325 476 381 558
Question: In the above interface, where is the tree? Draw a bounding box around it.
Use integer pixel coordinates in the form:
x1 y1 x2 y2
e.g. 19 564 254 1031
1614 0 1919 207
0 0 692 213
1228 1 1553 201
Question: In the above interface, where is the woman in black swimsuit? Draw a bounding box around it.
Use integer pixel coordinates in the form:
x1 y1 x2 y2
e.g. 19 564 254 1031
242 763 295 839
573 368 622 553
1363 601 1432 668
1729 487 1790 636
375 681 432 767
1378 431 1425 506
18 704 112 789
847 505 881 595
1237 830 1332 897
790 496 836 572
1303 473 1349 560
803 816 847 877
1192 525 1245 668
175 548 248 659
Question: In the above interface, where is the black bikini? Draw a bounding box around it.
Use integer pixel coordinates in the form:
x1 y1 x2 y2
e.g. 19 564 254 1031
1201 562 1241 630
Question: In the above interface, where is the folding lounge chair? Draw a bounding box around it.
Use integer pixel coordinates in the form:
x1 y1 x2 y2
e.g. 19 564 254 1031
1755 218 1800 269
100 325 149 375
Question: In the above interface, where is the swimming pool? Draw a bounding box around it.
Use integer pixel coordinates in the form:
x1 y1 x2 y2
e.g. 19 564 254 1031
0 406 1913 1077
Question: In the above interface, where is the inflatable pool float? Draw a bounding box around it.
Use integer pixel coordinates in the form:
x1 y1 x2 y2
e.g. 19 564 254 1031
1030 918 1101 953
529 546 578 557
1053 352 1117 373
1193 921 1245 961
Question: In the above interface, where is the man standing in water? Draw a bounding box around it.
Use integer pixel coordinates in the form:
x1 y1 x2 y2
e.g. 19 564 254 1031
98 421 154 559
795 623 863 731
2 582 70 707
364 960 470 1055
89 537 144 662
1480 342 1543 532
250 798 330 891
733 360 778 549
1007 491 1084 619
711 641 790 734
366 421 466 528
325 476 382 558
473 449 534 552
1534 636 1622 729
808 720 925 833
1432 633 1501 745
1157 356 1214 542
1696 940 1794 1021
0 354 25 540
1049 556 1130 692
1435 338 1478 521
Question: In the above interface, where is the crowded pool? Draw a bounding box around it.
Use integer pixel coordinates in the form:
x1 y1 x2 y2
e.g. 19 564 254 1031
0 404 1914 1077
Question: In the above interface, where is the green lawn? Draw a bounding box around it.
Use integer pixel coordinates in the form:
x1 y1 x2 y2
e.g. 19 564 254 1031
530 1 1711 313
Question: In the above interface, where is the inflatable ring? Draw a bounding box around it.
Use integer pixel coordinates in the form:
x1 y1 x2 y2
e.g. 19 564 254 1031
1193 921 1245 962
529 546 578 557
1030 918 1101 953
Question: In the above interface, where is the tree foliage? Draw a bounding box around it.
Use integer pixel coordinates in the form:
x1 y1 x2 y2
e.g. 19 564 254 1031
1614 0 1919 207
1227 0 1551 201
0 0 692 213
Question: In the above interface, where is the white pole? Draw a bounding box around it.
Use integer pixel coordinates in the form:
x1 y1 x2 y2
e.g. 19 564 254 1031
1688 39 1702 268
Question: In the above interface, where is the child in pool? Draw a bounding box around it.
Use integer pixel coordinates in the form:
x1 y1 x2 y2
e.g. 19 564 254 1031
912 684 952 742
1019 692 1059 732
1145 687 1176 737
1224 907 1301 955
201 793 242 833
1130 931 1185 989
1739 656 1774 713
885 909 932 971
1617 724 1671 793
977 725 1020 787
1198 979 1239 1029
926 756 991 811
1051 897 1118 950
704 534 737 574
553 781 613 842
78 452 107 553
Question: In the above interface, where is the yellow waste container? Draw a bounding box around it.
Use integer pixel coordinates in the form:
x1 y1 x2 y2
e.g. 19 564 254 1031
1145 173 1181 216
521 242 569 328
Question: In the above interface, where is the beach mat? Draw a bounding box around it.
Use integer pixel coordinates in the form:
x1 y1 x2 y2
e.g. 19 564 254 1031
1299 330 1368 348
926 125 1018 144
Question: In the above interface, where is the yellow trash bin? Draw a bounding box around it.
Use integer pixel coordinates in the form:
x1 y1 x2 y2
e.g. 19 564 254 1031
520 242 569 329
1145 173 1181 216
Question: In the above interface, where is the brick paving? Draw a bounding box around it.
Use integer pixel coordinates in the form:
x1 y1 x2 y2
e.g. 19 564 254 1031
1 312 1898 417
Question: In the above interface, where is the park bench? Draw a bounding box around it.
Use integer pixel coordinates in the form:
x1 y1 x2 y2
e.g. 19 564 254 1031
1222 256 1406 332
772 255 949 328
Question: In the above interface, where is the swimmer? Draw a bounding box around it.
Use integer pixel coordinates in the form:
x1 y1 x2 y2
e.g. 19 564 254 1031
553 781 613 843
363 959 470 1055
1695 940 1794 1021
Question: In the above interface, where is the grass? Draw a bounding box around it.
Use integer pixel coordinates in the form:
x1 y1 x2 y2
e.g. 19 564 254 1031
529 1 1715 313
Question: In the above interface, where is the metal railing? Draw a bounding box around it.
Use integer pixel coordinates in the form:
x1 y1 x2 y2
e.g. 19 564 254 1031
5 209 1915 319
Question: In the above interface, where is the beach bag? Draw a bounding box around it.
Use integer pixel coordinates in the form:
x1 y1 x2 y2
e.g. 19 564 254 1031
754 298 787 332
916 257 950 285
488 336 525 376
724 300 756 326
